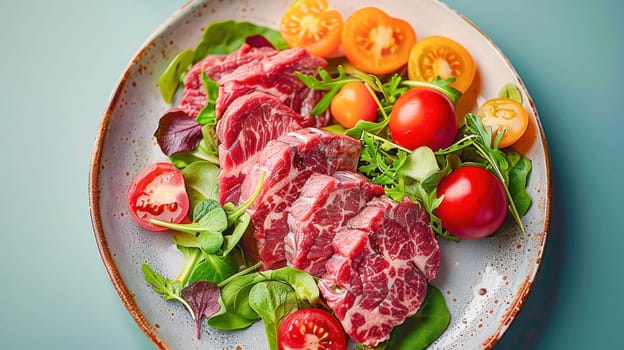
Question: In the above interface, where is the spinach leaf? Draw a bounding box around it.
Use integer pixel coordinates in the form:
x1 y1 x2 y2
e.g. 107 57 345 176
172 231 200 248
208 273 267 330
195 71 219 125
173 245 202 287
182 161 220 212
195 199 228 232
193 20 288 62
196 231 224 254
249 281 299 350
222 212 251 257
382 285 451 350
158 49 194 103
506 151 533 216
265 266 320 305
187 253 238 285
158 20 286 105
209 266 319 331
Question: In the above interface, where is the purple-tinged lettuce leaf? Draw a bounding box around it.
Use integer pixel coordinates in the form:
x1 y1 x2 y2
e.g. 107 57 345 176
181 280 221 339
245 35 275 49
154 108 203 156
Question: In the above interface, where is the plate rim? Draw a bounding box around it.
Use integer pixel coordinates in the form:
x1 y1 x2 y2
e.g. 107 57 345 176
88 0 553 349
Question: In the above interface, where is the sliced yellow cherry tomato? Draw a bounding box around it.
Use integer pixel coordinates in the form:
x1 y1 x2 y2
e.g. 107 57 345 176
408 35 476 93
341 7 417 75
477 98 529 148
279 0 343 57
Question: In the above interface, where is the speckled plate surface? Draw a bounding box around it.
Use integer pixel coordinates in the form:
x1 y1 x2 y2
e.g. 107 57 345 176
89 0 551 349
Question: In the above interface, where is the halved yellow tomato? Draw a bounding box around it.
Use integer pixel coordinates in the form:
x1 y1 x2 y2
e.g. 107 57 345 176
341 7 417 75
279 0 343 57
408 35 476 93
477 98 529 148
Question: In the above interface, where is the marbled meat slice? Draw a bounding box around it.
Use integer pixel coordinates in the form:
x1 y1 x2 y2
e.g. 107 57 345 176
216 92 315 204
178 44 278 117
239 128 361 270
318 197 440 346
215 47 331 127
284 171 384 276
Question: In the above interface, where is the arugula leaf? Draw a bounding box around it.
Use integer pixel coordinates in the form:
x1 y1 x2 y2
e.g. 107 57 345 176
141 263 194 318
295 65 362 115
401 77 462 105
358 132 409 187
345 119 389 139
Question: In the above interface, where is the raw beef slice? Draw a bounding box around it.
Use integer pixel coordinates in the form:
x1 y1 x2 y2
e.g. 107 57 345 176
239 128 361 270
285 171 384 276
215 47 331 127
216 92 316 204
318 197 440 346
178 44 278 117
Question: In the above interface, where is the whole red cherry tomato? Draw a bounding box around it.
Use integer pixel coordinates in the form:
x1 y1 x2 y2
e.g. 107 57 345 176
389 87 457 151
435 166 508 239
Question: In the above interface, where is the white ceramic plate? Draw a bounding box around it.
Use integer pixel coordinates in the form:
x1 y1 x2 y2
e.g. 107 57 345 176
89 1 551 349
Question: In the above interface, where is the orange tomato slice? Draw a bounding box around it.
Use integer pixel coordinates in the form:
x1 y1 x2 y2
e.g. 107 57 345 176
477 98 529 148
408 35 476 93
341 7 417 75
279 0 343 57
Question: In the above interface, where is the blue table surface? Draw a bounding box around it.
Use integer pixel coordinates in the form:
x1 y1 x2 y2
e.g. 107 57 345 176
1 0 623 349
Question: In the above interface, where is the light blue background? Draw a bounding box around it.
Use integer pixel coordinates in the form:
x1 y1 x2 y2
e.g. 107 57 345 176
1 0 622 349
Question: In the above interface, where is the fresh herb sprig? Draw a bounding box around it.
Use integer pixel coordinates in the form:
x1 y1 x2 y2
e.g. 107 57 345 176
295 64 462 117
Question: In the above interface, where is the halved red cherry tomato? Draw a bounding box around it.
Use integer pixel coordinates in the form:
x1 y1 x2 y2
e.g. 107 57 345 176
435 166 508 239
477 98 529 148
278 308 346 350
389 87 457 150
330 82 378 128
341 7 417 75
279 0 343 57
408 35 476 93
127 162 189 232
